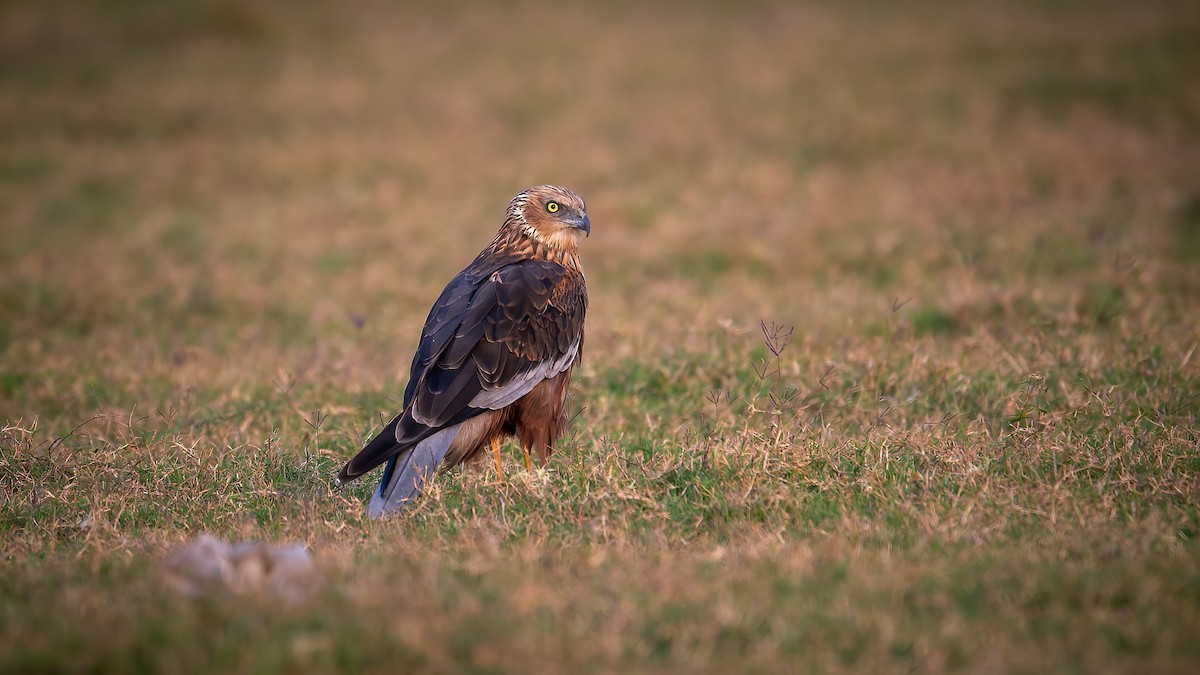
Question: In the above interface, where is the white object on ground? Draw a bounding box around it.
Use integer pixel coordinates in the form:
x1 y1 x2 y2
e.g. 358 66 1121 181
162 534 317 600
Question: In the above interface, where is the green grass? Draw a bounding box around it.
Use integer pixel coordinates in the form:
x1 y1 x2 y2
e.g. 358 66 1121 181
3 0 1200 672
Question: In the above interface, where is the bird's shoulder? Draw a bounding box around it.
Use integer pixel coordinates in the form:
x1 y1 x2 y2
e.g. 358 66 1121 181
460 249 584 308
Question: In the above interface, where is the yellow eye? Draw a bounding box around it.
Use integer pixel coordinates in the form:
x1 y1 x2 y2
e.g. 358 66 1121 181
546 201 560 213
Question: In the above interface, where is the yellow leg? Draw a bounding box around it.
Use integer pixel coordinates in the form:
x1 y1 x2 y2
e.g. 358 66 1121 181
491 437 504 479
522 445 533 472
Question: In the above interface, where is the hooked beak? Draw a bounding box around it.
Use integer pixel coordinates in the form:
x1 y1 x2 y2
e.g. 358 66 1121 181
568 212 591 237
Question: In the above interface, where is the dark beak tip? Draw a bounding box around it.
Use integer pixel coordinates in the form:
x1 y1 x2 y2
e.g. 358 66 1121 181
581 214 592 236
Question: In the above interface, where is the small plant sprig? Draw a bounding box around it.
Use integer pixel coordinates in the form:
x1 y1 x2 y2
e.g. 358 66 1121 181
302 409 327 466
750 320 801 420
754 320 793 384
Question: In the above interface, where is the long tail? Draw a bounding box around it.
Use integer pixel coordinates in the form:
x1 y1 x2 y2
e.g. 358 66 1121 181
366 425 459 519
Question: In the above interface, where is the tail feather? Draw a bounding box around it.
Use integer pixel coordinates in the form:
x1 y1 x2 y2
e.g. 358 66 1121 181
336 413 405 485
366 424 460 519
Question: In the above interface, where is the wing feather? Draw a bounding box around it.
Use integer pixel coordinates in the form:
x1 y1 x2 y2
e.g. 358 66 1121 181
339 255 586 482
410 260 583 424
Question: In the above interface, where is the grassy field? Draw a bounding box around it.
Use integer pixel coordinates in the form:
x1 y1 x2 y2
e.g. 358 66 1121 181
3 0 1200 672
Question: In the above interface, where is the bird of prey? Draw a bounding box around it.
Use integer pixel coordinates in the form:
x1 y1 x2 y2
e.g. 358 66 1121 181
336 185 590 518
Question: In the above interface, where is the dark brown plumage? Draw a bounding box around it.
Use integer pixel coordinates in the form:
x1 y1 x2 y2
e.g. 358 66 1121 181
336 185 590 517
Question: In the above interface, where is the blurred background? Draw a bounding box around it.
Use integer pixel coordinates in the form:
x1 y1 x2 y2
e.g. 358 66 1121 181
2 0 1198 388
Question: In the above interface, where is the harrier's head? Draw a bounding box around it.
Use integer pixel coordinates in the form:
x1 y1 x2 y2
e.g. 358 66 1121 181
505 185 590 251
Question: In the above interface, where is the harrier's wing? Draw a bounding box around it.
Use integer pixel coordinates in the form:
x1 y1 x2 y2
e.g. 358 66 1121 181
335 258 586 484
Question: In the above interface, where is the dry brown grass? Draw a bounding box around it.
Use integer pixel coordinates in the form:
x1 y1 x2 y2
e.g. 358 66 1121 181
3 0 1200 672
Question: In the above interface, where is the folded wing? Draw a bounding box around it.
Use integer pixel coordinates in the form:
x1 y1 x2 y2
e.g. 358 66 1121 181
336 257 586 485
